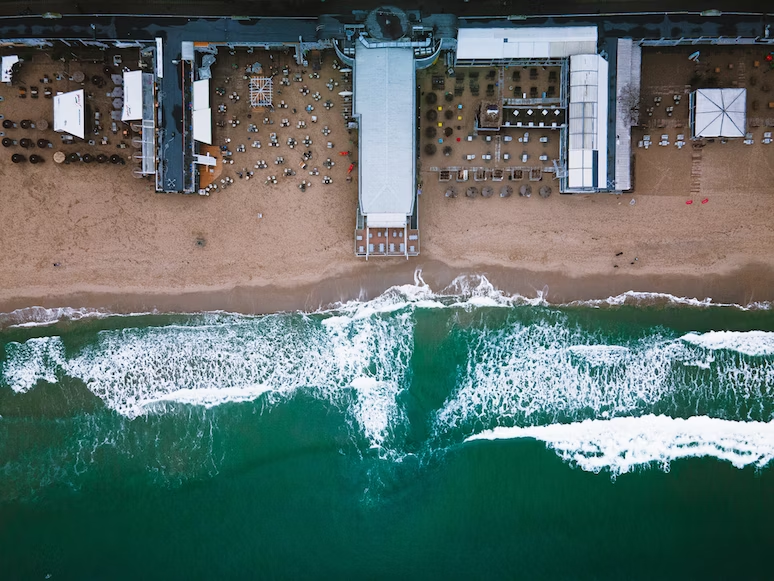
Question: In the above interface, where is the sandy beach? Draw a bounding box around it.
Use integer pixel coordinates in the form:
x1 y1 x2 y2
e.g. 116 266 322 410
2 46 774 315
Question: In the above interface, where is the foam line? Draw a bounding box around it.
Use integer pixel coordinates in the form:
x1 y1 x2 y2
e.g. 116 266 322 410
681 331 774 357
466 415 774 475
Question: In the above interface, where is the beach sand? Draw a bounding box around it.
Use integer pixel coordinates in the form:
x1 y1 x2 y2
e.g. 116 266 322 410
2 47 774 315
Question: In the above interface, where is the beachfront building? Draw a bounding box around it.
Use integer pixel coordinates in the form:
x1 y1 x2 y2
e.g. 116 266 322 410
346 7 446 258
451 26 638 193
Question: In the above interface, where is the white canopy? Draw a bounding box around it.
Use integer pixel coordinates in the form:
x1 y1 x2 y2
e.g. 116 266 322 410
193 108 212 144
195 153 217 166
691 88 746 138
193 79 210 111
456 27 598 62
366 213 410 229
1 55 19 83
53 89 85 139
122 70 143 121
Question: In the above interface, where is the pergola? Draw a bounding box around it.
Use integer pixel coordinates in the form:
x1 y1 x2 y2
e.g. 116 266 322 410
249 76 273 108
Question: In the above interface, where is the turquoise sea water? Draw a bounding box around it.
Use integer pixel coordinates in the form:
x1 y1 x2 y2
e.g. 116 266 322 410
2 276 774 579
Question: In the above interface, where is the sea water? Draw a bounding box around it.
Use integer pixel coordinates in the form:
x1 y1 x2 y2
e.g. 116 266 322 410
2 274 774 578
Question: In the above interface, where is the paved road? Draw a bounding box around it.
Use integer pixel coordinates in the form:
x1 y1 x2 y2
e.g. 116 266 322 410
0 0 770 18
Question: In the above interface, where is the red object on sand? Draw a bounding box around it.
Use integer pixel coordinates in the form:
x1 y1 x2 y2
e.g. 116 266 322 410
339 151 350 156
701 198 709 204
686 200 693 205
767 54 774 62
456 137 461 142
348 163 354 174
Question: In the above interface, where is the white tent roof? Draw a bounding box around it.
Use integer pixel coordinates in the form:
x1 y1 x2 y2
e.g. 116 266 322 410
122 70 143 121
692 88 746 138
566 54 608 191
53 89 85 139
193 108 212 144
193 79 209 111
1 55 19 83
354 44 416 221
456 27 598 61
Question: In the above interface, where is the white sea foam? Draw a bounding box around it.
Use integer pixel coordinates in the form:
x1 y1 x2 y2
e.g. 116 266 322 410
0 306 121 329
141 385 274 409
3 307 413 451
434 320 686 432
568 290 771 311
681 331 774 357
466 415 774 475
2 336 65 392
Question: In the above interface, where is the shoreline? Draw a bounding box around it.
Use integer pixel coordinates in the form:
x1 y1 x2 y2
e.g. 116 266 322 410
2 260 773 321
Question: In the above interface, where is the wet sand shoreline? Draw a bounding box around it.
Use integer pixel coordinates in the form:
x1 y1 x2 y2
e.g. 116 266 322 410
2 259 773 323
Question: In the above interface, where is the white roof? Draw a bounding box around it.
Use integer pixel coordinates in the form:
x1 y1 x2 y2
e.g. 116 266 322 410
1 55 19 83
354 44 416 219
53 89 85 139
692 88 746 138
567 54 608 190
366 213 409 229
122 70 143 121
456 27 598 61
193 108 212 144
193 79 209 111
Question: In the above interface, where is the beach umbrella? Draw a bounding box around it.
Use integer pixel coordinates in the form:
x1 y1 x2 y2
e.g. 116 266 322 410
444 127 453 137
37 139 49 149
519 184 532 197
20 119 32 129
424 143 437 155
426 109 438 122
444 109 454 120
481 186 494 198
466 187 478 198
539 185 552 198
96 154 108 163
2 119 14 129
29 154 43 164
82 153 94 163
445 92 454 102
424 126 437 139
425 92 437 105
445 187 457 198
37 119 49 130
53 151 66 164
67 153 80 163
11 153 26 163
500 185 513 198
2 138 14 147
110 154 122 164
19 138 32 148
71 71 85 83
443 146 452 156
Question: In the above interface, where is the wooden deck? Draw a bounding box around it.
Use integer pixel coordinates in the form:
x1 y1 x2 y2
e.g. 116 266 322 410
197 145 223 189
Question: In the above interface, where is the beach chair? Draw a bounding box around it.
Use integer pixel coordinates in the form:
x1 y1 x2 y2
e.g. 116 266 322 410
30 86 38 98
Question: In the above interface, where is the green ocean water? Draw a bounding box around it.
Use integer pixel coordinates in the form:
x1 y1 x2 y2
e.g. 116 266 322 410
2 279 774 579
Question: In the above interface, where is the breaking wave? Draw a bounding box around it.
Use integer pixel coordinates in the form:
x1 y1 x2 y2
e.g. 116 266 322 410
466 415 774 476
3 272 774 489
